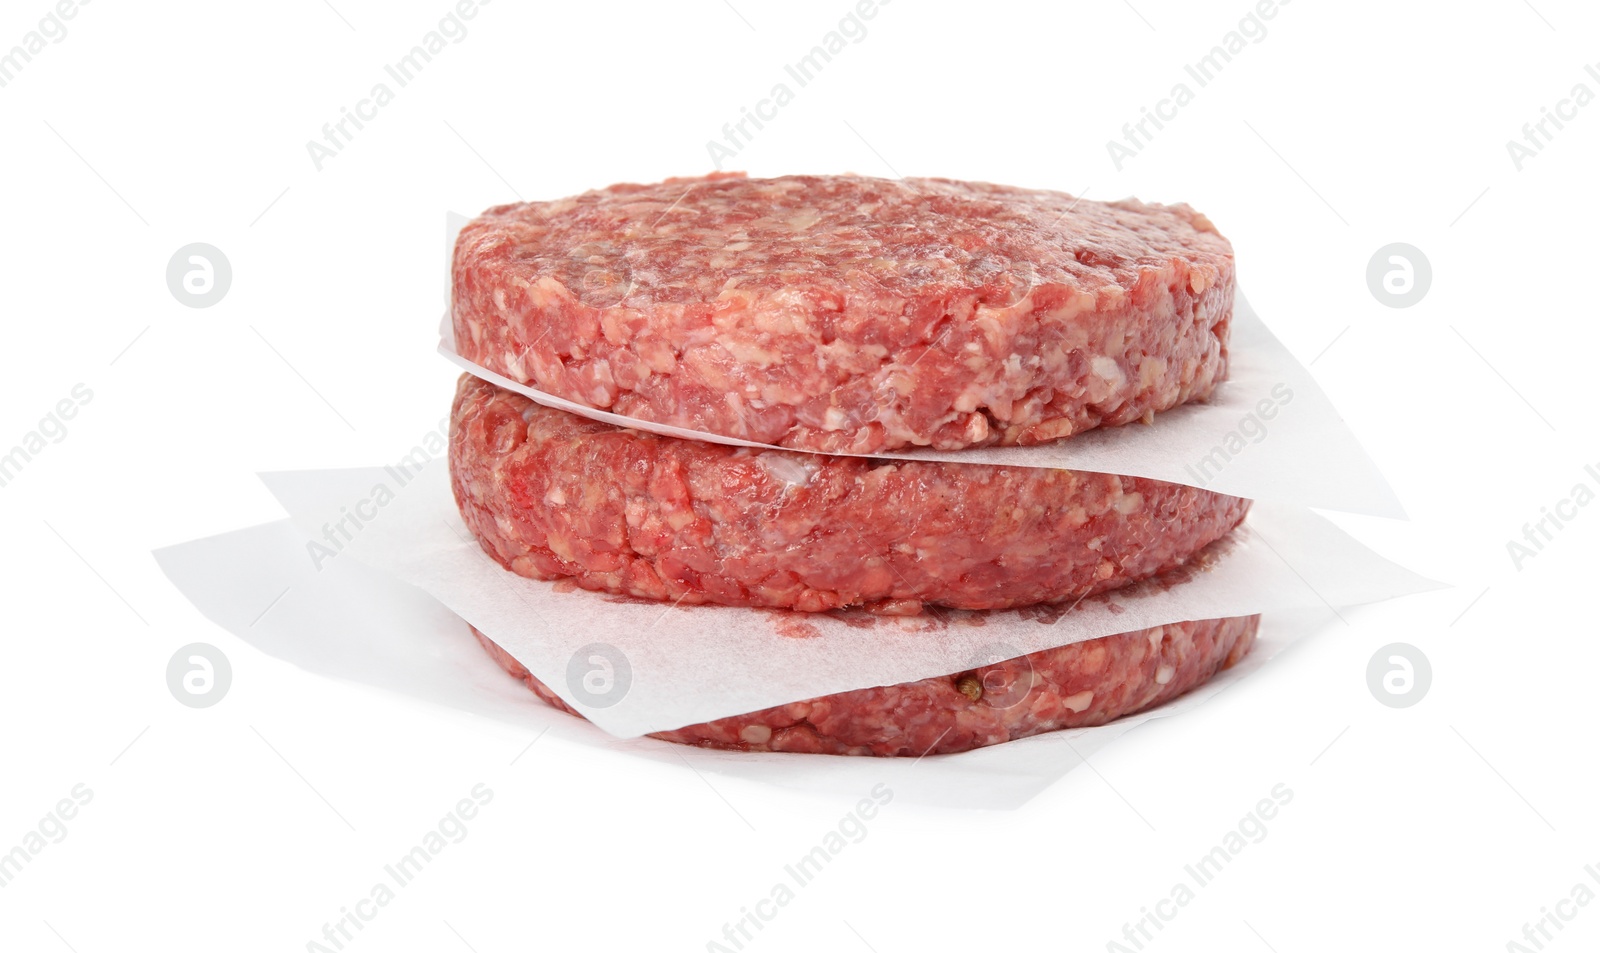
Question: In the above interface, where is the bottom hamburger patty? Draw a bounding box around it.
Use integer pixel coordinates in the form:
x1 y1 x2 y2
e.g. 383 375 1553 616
449 374 1250 614
473 615 1259 757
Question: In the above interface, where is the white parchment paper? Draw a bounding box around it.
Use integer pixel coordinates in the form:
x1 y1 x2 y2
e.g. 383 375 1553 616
152 508 1344 807
438 287 1403 517
257 463 1438 740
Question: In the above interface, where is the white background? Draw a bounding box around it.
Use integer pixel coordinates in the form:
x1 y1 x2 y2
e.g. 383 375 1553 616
2 0 1597 950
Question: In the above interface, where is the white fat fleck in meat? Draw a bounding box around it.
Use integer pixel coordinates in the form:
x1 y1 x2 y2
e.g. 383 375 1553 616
1114 491 1145 515
740 724 773 745
786 207 822 231
723 392 751 431
1139 356 1169 389
757 453 815 489
1155 665 1176 685
1062 690 1095 713
721 340 783 367
1091 355 1126 389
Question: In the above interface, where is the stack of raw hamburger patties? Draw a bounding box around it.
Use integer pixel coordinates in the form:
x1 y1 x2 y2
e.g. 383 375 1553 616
447 172 1254 757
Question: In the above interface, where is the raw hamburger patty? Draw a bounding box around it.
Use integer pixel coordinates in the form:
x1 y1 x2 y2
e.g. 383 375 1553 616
473 615 1258 757
451 173 1234 453
450 374 1250 613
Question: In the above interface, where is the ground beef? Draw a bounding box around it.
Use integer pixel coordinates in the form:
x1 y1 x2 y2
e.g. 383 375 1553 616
473 615 1258 757
450 374 1249 614
451 173 1234 453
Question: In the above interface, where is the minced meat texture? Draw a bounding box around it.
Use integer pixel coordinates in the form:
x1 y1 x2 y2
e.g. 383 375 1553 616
449 374 1249 614
473 615 1259 757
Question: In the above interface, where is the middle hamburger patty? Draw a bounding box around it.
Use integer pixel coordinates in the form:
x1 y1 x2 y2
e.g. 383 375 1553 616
449 374 1250 613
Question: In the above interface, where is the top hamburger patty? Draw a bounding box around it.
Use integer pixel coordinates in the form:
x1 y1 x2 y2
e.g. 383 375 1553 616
451 172 1234 453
